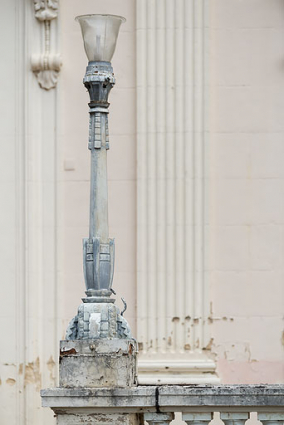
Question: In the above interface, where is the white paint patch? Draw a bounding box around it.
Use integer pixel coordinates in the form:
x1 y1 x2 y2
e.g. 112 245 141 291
89 313 101 338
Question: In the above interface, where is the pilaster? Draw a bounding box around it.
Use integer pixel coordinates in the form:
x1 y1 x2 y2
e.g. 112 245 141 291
0 1 60 424
136 0 218 383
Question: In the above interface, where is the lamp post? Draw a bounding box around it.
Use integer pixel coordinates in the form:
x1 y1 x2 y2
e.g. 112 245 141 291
64 15 133 342
78 14 122 300
77 14 122 302
41 14 139 424
41 16 138 411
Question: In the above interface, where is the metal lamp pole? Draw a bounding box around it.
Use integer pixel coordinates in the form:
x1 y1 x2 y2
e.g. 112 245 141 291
65 14 132 341
78 14 123 301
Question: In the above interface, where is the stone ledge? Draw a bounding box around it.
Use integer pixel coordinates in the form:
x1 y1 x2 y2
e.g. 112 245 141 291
41 385 284 413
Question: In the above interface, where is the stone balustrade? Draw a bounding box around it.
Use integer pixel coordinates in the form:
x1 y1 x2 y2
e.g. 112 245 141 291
41 384 284 424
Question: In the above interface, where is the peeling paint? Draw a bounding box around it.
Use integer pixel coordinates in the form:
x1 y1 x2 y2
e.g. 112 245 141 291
172 317 180 323
60 348 77 357
185 315 191 321
208 316 234 323
203 338 214 351
24 357 41 391
245 343 252 362
213 342 256 363
184 344 191 351
0 378 2 385
19 363 23 375
281 330 284 347
138 342 143 351
6 378 16 386
167 337 172 346
128 344 134 355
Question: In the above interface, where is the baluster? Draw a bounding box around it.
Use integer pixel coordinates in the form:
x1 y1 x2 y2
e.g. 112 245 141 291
183 413 212 425
144 413 174 425
258 413 284 425
221 413 249 425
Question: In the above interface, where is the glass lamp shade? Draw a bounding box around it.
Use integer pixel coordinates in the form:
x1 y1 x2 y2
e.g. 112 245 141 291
75 14 126 62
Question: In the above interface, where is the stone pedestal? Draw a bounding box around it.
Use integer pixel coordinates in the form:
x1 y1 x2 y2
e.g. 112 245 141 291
42 337 139 424
59 339 137 388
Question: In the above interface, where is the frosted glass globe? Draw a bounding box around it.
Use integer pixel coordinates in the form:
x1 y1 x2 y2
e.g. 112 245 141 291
76 14 126 62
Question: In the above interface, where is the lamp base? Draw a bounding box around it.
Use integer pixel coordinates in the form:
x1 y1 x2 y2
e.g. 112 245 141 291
59 338 137 388
65 301 132 340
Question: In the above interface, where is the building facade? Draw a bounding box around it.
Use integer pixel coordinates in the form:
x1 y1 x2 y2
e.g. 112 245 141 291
0 0 283 424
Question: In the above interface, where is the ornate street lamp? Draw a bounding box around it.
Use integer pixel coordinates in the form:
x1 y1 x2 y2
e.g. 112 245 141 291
58 14 136 388
41 14 137 423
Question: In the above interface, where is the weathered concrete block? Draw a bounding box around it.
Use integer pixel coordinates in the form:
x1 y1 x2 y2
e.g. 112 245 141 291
56 413 141 425
59 339 137 388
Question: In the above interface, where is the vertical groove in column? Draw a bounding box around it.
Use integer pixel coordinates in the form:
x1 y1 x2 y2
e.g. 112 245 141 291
202 0 211 348
193 0 205 350
165 0 175 353
137 0 148 354
184 0 194 352
192 0 197 350
175 0 185 354
15 1 27 422
156 0 166 353
147 0 157 353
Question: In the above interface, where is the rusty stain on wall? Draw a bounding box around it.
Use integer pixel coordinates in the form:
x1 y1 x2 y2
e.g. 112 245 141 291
24 357 41 391
60 348 77 357
47 356 56 385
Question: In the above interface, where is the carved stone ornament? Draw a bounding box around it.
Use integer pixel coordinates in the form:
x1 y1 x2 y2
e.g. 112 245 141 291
34 0 59 21
32 0 62 90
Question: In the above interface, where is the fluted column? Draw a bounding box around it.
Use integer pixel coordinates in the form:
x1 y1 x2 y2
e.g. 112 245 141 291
136 0 218 383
